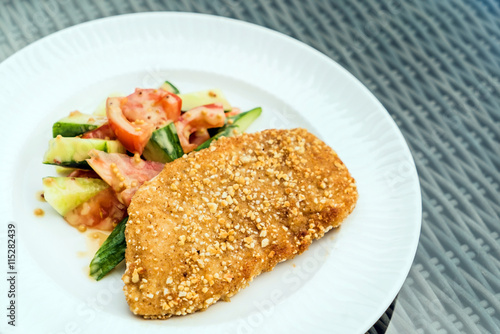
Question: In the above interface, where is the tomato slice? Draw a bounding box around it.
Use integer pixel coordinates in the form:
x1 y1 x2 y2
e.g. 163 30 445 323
64 187 127 231
106 97 154 154
86 150 164 206
82 123 117 140
121 88 182 128
175 103 226 153
106 89 182 154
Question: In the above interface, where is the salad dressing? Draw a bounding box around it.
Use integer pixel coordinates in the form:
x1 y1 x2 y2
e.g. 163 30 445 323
77 230 111 259
34 208 45 217
87 231 111 253
36 190 46 202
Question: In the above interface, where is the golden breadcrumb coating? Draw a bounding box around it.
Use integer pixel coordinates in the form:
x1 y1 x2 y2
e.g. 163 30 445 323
123 128 358 318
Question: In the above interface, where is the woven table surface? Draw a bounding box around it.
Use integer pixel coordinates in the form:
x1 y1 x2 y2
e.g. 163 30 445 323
1 0 499 333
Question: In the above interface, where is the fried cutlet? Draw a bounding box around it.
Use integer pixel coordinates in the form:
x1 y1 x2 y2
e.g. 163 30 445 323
123 128 358 318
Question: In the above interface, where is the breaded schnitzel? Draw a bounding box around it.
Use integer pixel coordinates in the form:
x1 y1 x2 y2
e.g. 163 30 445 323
123 128 358 318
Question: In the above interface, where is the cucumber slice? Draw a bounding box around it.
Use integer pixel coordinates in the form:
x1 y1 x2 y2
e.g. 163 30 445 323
104 140 124 153
227 107 262 132
160 80 180 94
143 122 184 163
195 107 262 151
89 216 128 280
52 111 107 137
55 166 78 176
43 137 126 169
179 89 232 112
42 177 109 216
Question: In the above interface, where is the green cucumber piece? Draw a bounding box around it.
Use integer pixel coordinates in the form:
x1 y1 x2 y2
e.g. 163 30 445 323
179 89 232 111
52 112 107 137
105 140 125 153
195 107 262 151
42 177 109 216
54 166 78 176
89 217 128 280
160 80 180 94
43 137 126 169
143 122 184 163
227 107 262 132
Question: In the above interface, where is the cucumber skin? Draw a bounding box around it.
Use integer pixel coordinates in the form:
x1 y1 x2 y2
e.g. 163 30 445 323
195 126 236 151
49 161 92 169
53 123 100 138
42 177 109 216
89 217 128 281
195 107 262 151
228 107 262 131
160 81 180 94
143 122 184 163
52 113 107 137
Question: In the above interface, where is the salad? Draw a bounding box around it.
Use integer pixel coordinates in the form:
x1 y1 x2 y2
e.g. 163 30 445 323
41 81 262 280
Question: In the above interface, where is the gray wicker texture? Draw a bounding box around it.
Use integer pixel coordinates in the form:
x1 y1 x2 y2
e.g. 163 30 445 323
1 0 499 333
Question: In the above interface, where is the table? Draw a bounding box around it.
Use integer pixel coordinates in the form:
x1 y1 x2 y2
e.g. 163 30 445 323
1 0 499 333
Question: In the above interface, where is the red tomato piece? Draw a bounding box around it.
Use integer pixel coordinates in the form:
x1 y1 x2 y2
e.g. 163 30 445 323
86 150 164 206
121 88 182 128
106 97 154 154
175 103 226 153
64 187 127 231
106 89 182 154
82 123 117 140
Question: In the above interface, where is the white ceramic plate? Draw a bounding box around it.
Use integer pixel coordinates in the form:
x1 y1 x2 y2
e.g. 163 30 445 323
0 13 421 334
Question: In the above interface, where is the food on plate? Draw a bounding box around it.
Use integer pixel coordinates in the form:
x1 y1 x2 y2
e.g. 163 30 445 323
40 81 261 259
160 81 180 94
122 128 358 318
142 122 184 163
86 150 164 206
90 217 129 280
175 103 225 153
88 106 262 279
43 137 125 169
195 107 261 151
34 208 45 217
39 79 359 319
81 123 117 140
67 169 100 178
42 176 125 231
64 187 127 231
52 111 107 138
42 177 109 216
178 88 232 112
106 88 182 154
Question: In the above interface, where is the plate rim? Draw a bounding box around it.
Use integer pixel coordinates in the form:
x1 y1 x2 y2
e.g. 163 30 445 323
0 12 422 333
